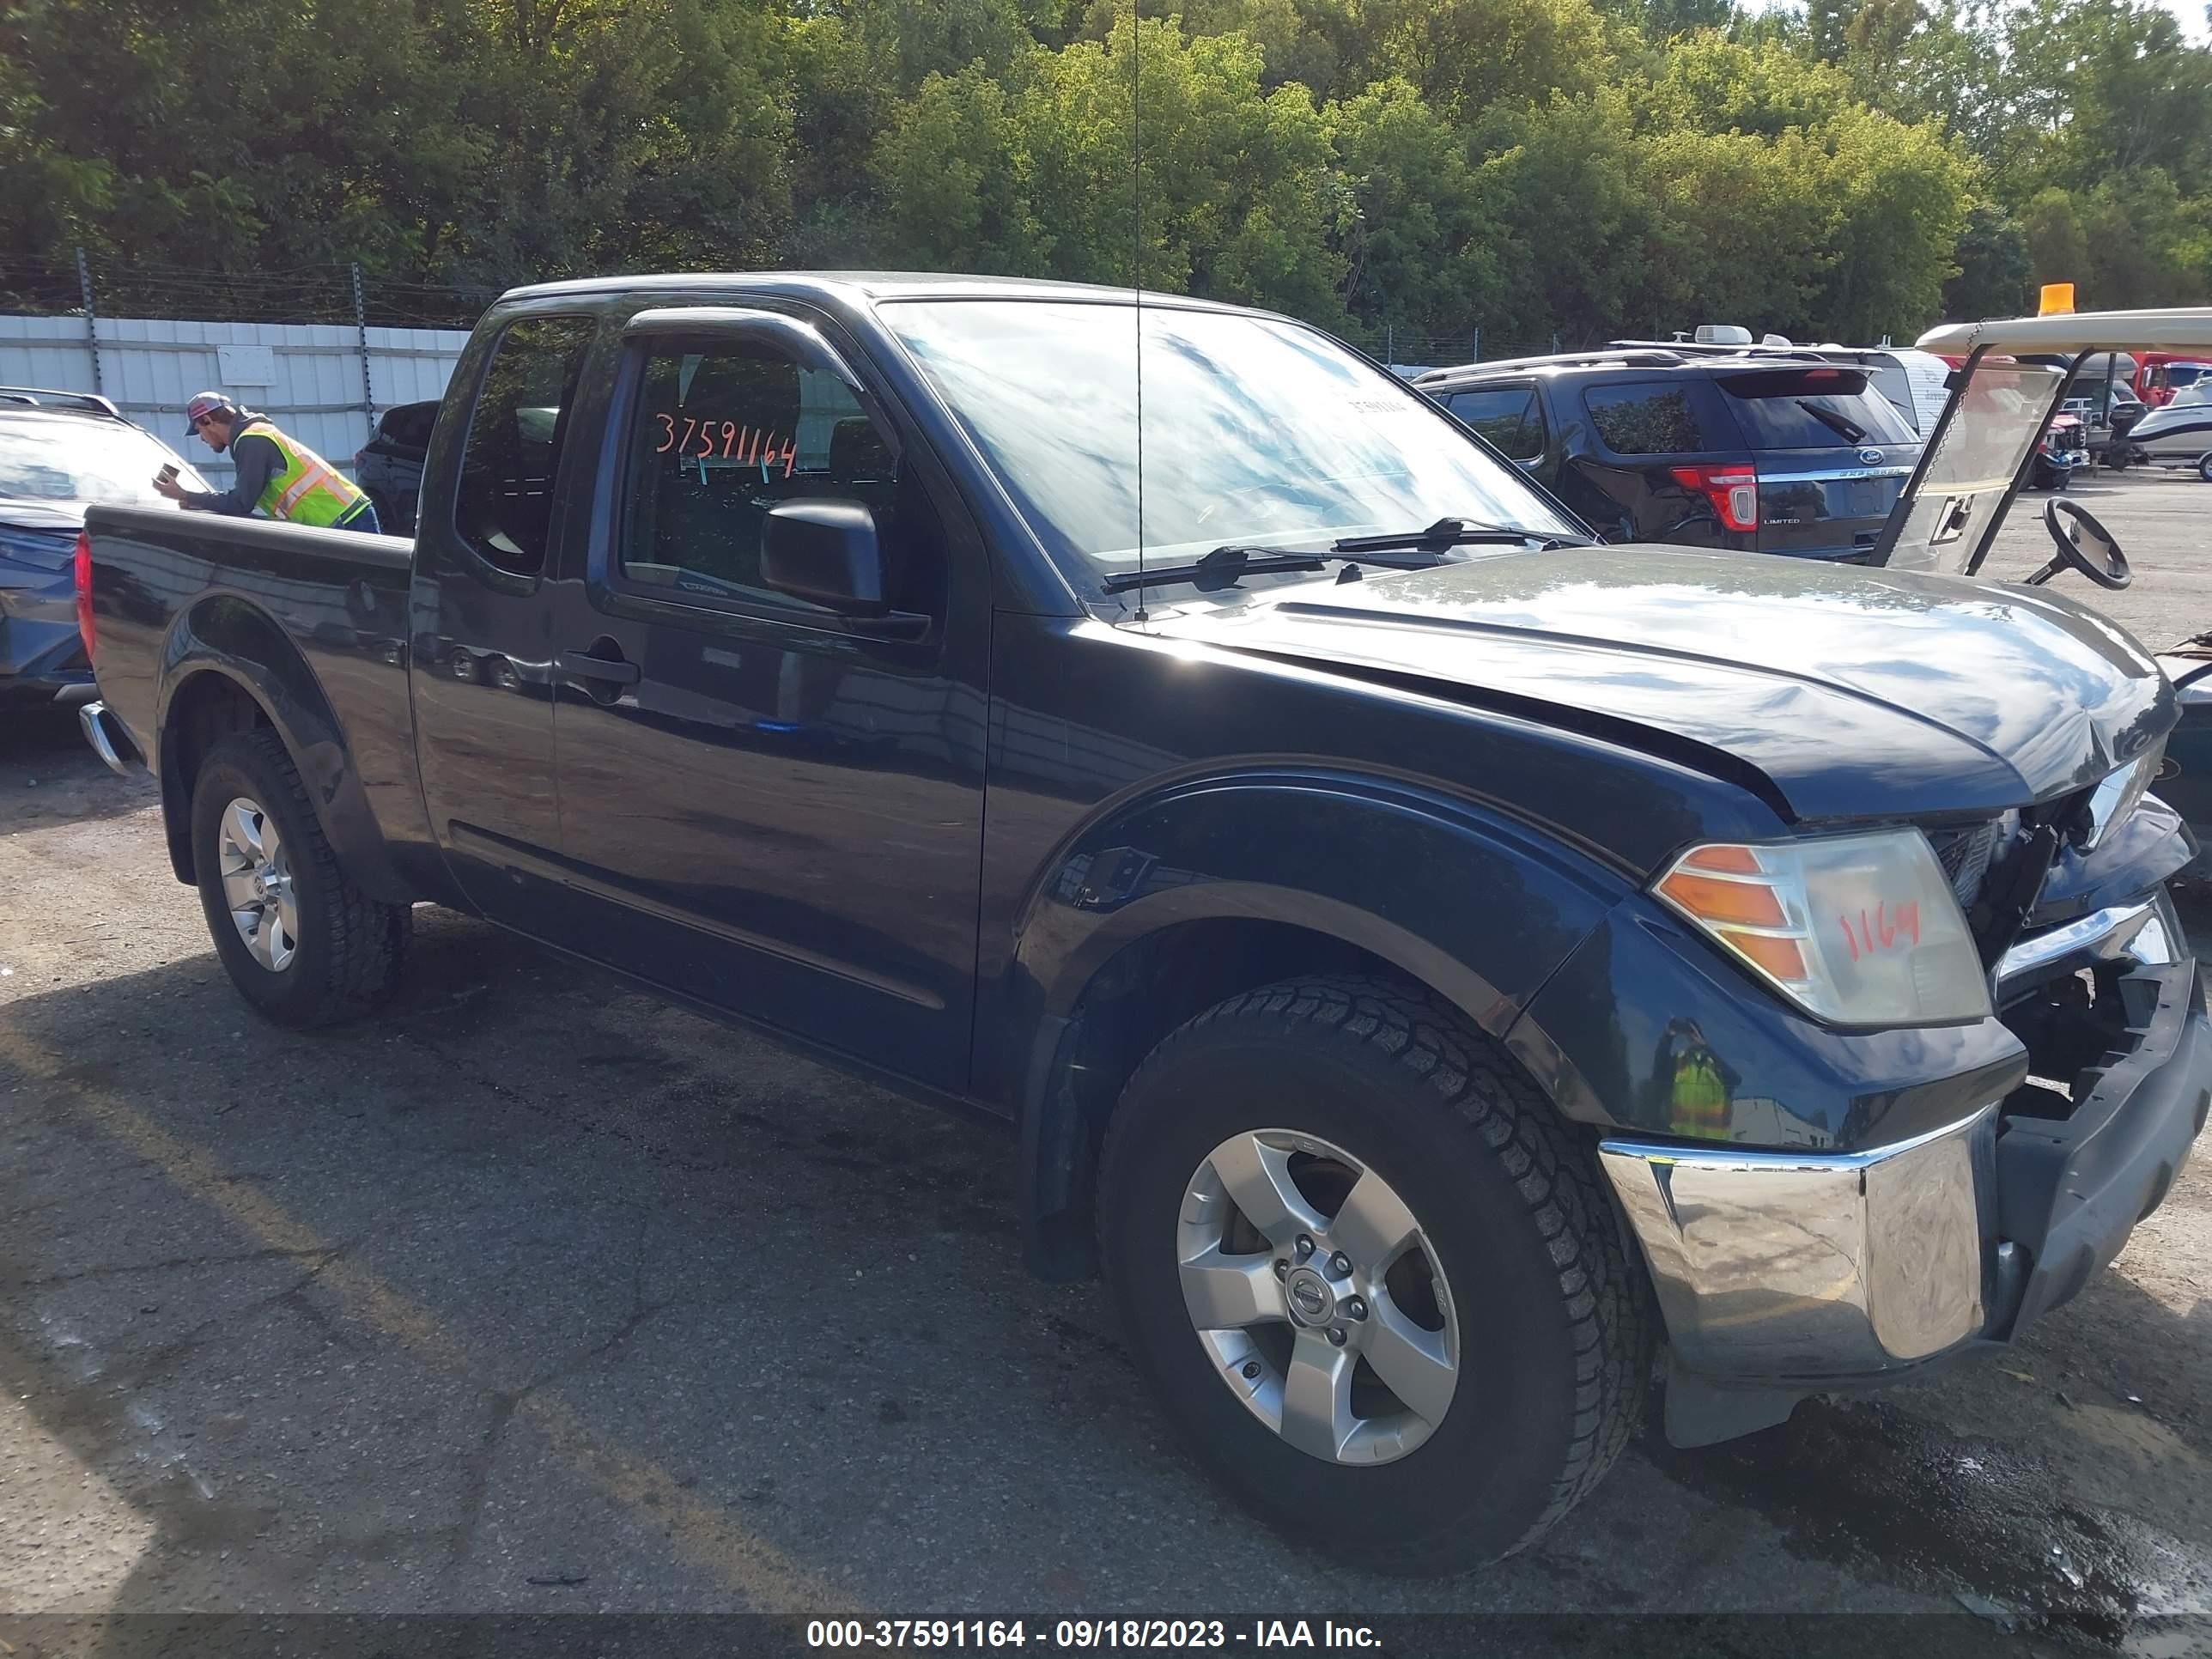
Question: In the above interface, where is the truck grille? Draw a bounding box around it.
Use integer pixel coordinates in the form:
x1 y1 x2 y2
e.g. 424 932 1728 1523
1925 818 2003 909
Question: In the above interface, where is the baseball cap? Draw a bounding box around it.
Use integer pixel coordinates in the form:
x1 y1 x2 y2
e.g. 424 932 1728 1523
185 391 238 438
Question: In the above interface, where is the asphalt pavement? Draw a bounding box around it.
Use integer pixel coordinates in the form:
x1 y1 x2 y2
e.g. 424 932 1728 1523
2 472 2209 1656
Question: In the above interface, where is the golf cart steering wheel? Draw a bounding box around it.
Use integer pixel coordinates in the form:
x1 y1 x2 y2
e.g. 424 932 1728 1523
2031 498 2132 591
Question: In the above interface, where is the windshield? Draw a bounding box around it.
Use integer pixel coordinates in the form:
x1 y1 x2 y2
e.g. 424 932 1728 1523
2167 382 2212 410
1876 356 2067 579
881 299 1583 592
0 419 206 506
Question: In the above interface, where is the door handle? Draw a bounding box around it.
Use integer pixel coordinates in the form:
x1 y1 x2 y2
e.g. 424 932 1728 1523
559 648 641 687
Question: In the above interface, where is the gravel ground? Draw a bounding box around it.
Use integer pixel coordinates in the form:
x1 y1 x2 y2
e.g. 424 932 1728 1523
1 474 2208 1655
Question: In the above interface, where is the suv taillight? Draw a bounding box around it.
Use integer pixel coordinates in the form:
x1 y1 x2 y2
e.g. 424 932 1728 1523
73 529 94 663
1670 465 1759 533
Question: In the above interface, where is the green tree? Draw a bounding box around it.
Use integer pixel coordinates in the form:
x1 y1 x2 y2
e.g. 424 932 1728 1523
874 15 1348 318
1326 76 1515 337
1641 35 1858 138
1943 204 2033 317
1814 104 1974 337
2021 185 2090 288
873 60 1048 274
1357 0 1614 117
2005 0 2212 196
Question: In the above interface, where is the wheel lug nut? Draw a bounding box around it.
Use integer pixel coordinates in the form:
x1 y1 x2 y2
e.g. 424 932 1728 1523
1326 1327 1346 1347
1295 1235 1316 1261
1241 1359 1263 1380
1346 1297 1367 1320
1328 1252 1352 1278
1273 1260 1288 1279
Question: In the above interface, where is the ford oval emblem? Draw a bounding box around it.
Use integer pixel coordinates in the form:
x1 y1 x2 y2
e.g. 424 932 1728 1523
1858 447 1884 465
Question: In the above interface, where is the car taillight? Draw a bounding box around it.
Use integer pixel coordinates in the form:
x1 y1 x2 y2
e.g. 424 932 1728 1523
73 529 94 663
1670 465 1759 533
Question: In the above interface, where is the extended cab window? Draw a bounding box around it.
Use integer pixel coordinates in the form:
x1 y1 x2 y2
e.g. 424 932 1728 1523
453 316 596 575
1445 386 1543 460
1582 381 1715 455
619 336 931 613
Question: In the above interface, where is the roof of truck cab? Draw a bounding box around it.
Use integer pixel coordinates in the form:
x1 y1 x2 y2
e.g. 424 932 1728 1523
1918 307 2212 356
498 270 1261 313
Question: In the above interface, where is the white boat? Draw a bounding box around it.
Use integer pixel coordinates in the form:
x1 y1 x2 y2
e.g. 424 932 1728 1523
2122 382 2212 478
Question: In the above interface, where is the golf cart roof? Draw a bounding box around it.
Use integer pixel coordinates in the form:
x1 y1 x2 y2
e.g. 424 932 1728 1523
1918 307 2212 356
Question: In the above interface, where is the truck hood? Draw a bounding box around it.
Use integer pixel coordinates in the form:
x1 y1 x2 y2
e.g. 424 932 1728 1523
1150 546 2171 823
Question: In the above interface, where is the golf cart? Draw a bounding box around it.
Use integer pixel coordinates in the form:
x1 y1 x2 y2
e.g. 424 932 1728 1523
1882 308 2212 879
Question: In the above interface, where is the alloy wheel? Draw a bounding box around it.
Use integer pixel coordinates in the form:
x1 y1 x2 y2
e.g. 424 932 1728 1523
216 795 298 972
1176 1129 1460 1466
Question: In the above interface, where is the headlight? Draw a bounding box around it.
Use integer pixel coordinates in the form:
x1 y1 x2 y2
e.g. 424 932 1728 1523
2084 740 2164 849
1654 831 1992 1026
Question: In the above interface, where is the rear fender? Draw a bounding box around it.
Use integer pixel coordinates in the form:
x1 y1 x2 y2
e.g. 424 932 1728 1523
155 595 411 904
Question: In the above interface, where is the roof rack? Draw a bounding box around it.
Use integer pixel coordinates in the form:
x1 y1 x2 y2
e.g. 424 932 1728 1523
1414 348 1689 381
1418 343 1860 382
1606 338 1884 365
0 386 122 417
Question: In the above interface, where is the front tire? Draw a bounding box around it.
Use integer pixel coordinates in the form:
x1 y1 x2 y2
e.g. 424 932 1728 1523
191 729 410 1028
1097 977 1651 1575
2197 453 2212 483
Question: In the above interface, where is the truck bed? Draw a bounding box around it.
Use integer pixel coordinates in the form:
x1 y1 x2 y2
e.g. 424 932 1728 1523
80 504 429 902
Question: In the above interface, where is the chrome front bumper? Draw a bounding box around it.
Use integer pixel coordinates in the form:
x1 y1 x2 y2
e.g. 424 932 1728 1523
1603 892 2209 1443
1599 1108 1994 1385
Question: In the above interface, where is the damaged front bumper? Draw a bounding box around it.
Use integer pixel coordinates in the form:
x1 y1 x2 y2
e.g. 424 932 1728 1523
1601 895 2211 1446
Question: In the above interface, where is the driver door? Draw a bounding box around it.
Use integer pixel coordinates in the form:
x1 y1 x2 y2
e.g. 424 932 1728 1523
543 308 991 1091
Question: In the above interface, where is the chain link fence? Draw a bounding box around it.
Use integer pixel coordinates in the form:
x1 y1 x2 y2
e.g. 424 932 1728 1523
0 254 506 331
2 253 1585 378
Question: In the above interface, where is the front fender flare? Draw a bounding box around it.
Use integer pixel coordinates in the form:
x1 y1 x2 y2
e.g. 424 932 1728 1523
1002 770 1631 1275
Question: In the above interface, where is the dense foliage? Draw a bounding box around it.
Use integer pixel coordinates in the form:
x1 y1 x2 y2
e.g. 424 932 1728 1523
3 0 2207 348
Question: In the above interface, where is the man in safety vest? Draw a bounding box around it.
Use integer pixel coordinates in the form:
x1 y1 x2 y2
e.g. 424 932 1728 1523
152 391 381 533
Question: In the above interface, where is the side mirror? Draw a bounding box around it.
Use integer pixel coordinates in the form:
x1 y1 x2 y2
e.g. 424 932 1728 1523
762 498 888 612
761 500 930 638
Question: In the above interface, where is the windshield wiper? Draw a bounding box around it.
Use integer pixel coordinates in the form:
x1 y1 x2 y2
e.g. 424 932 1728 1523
1331 515 1588 554
1100 544 1327 594
1796 400 1867 445
1100 518 1584 598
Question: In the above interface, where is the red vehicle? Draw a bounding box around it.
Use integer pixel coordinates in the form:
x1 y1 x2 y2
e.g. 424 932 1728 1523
2137 354 2212 408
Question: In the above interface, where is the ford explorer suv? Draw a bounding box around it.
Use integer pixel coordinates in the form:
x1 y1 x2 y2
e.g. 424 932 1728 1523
1416 350 1923 561
71 277 2209 1575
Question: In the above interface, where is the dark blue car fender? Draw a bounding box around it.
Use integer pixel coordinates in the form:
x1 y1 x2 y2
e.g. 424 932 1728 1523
998 766 1634 1278
154 595 415 906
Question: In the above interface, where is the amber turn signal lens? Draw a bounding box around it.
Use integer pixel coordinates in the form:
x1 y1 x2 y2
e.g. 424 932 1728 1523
1680 845 1761 875
1719 929 1808 981
1656 871 1787 929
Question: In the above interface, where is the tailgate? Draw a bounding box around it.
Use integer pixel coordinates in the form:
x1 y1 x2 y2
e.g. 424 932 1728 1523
1756 453 1914 561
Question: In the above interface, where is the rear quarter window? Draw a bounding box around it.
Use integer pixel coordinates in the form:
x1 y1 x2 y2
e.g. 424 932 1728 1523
1581 381 1718 455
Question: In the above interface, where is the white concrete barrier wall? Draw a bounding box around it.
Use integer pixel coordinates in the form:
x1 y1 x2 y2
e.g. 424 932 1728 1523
0 313 471 487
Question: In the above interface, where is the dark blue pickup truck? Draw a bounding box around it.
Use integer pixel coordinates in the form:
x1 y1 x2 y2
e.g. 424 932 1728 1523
74 275 2210 1574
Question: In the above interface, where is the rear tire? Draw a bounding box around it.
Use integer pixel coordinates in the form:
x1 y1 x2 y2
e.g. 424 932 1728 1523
191 728 410 1028
1096 976 1652 1575
2197 453 2212 483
